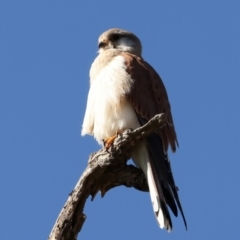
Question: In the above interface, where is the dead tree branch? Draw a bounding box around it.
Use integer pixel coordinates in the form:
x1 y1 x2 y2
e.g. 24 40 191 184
48 113 167 240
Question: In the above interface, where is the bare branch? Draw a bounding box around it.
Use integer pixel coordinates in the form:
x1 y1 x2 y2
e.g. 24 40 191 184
48 113 167 240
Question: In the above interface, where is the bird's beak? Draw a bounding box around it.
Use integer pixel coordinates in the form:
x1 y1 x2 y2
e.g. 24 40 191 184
98 39 109 49
98 39 115 50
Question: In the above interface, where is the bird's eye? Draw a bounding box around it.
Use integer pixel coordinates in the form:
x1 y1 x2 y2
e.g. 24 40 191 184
111 34 121 41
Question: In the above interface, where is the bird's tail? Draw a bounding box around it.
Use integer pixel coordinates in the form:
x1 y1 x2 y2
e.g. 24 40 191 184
132 138 187 232
132 141 172 231
147 159 173 230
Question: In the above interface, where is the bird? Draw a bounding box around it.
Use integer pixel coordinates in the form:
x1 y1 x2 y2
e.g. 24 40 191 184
81 28 187 232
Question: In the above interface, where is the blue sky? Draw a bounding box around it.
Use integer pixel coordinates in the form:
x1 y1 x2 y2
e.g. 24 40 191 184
1 0 240 239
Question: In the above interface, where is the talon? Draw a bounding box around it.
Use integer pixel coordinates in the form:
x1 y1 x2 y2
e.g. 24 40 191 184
103 130 123 150
103 135 117 149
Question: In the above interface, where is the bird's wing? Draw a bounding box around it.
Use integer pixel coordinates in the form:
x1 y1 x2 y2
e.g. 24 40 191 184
122 52 178 153
122 52 187 230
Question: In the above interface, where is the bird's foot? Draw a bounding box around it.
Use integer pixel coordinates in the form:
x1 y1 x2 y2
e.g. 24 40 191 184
103 130 123 150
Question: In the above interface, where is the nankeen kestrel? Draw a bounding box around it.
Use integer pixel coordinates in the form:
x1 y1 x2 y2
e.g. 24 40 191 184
81 28 187 232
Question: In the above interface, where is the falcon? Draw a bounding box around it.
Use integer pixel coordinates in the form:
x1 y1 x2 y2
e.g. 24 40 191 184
81 28 187 231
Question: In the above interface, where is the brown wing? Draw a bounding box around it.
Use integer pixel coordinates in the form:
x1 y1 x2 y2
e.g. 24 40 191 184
122 52 187 229
122 52 178 153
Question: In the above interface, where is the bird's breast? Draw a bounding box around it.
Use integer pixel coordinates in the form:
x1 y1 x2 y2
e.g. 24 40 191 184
89 55 139 145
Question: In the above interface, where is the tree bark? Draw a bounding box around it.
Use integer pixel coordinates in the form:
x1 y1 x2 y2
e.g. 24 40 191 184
48 113 167 240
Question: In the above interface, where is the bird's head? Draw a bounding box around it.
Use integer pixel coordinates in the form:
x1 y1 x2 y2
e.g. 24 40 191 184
98 28 142 56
